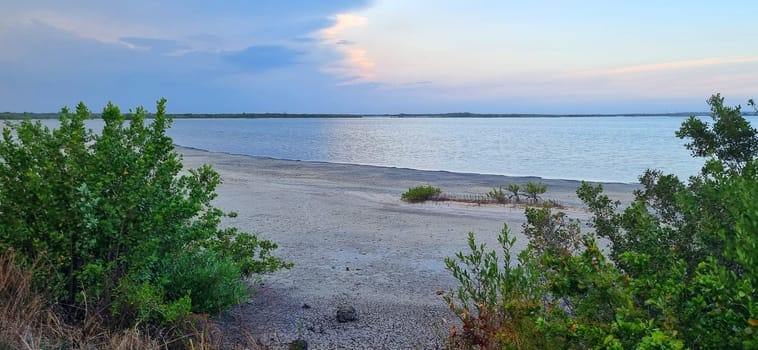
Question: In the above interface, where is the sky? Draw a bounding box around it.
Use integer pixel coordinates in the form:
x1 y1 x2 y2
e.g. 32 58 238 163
1 1 757 114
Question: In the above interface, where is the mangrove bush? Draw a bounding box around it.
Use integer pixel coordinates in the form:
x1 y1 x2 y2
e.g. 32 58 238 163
0 99 291 327
444 94 758 349
401 185 442 202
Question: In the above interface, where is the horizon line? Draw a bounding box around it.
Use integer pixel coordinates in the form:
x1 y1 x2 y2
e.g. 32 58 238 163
2 111 738 120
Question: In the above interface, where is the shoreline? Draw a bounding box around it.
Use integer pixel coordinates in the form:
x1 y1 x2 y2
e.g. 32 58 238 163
176 146 638 349
176 144 642 187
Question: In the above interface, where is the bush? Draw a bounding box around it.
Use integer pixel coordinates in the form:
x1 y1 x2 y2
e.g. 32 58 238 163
163 248 247 315
443 225 545 349
0 99 291 327
443 94 758 349
522 206 582 256
401 184 442 202
524 181 547 203
486 186 507 204
506 183 521 202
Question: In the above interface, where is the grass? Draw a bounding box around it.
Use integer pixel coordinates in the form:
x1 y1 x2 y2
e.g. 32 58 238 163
0 249 266 350
0 248 164 349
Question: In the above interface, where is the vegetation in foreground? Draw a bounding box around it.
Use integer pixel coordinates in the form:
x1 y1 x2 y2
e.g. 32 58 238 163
443 94 758 349
0 99 291 348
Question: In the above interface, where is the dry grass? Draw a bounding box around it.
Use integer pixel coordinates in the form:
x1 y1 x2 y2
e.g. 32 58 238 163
0 248 52 349
0 250 265 350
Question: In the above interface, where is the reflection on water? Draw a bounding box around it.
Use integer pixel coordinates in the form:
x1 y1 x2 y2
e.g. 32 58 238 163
166 117 716 183
32 116 756 183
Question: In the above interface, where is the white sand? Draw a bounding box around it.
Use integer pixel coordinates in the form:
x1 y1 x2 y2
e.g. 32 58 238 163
177 146 638 349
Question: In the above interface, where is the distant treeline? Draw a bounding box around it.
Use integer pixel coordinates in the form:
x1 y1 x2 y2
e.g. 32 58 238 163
3 111 757 120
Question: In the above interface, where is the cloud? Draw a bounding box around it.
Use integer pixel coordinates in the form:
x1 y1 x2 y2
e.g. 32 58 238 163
317 13 376 83
568 56 758 78
0 1 397 114
345 48 375 70
119 37 190 54
292 36 318 43
3 1 756 114
223 45 303 72
2 1 373 53
320 13 368 37
404 81 433 86
0 22 318 112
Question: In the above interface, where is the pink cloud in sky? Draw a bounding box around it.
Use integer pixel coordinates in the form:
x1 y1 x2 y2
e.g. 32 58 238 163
568 56 758 78
318 13 376 83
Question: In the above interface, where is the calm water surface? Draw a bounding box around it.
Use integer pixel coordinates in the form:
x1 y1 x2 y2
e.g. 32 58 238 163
30 116 755 183
166 117 717 183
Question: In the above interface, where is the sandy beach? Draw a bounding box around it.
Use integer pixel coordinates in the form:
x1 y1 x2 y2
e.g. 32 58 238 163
177 146 638 349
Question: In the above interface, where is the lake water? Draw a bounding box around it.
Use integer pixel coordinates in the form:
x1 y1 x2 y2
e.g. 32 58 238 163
30 116 755 183
167 116 714 183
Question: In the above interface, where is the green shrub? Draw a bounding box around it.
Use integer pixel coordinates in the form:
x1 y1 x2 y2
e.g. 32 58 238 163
486 186 507 204
524 181 547 203
401 185 442 202
443 225 545 348
163 248 248 315
0 99 291 327
114 278 193 326
506 183 521 202
522 206 582 256
443 94 758 349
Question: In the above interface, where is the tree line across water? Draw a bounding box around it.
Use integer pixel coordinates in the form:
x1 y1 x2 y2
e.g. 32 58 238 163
8 111 758 120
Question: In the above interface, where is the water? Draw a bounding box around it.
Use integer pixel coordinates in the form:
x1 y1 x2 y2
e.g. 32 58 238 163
29 116 754 183
166 116 712 183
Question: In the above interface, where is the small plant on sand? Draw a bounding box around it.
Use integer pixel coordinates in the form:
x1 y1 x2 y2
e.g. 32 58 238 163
486 186 507 204
524 181 547 203
506 183 521 202
401 185 442 202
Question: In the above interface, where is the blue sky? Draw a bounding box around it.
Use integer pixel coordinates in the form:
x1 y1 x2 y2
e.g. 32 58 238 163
1 1 757 114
